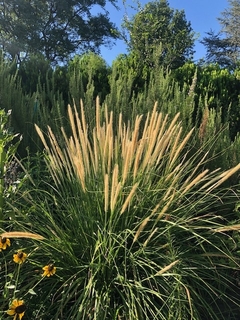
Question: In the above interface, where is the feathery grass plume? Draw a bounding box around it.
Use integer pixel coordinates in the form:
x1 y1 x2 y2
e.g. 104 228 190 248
0 231 44 240
199 106 210 142
155 259 180 276
212 224 240 232
32 99 240 319
104 174 109 213
188 68 198 97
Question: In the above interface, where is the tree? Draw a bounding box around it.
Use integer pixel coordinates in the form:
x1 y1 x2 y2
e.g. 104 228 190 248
17 53 53 94
201 30 235 68
201 0 240 68
68 52 111 100
0 0 119 64
124 0 195 70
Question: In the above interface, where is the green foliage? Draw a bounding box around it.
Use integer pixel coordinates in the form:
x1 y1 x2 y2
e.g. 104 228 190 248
53 65 70 105
0 53 38 156
173 62 240 140
0 109 22 225
8 101 240 319
124 0 195 70
106 55 195 134
0 0 119 63
17 54 53 94
68 52 111 102
201 30 235 69
0 53 66 156
201 0 240 68
1 46 240 319
1 50 240 177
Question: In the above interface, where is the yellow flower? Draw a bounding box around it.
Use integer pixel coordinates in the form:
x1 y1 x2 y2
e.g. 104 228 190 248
7 299 26 320
42 263 56 277
13 251 27 264
0 236 11 250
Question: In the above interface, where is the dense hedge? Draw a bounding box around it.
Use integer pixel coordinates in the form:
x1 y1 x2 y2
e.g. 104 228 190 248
1 52 240 173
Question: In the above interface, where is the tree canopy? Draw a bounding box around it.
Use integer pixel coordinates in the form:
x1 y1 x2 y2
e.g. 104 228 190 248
124 0 195 70
201 0 240 68
0 0 119 64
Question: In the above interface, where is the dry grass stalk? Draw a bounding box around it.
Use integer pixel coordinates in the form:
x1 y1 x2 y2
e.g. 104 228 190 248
80 100 87 138
188 69 197 96
107 135 113 175
34 125 49 152
181 169 209 195
165 164 182 183
168 128 194 168
141 114 161 170
104 174 109 212
168 125 182 161
181 151 210 187
155 259 180 276
111 182 122 212
199 107 209 142
122 115 142 182
1 231 44 240
156 191 176 222
110 164 120 211
103 112 113 169
164 112 180 134
155 115 180 166
162 176 179 202
92 129 98 174
133 216 151 243
35 99 240 225
122 140 133 185
133 139 144 179
203 163 240 193
95 97 101 141
120 182 139 214
133 203 161 243
143 227 158 248
211 224 240 232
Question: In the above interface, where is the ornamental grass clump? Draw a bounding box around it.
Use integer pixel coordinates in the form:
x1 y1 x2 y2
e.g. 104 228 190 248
32 98 240 319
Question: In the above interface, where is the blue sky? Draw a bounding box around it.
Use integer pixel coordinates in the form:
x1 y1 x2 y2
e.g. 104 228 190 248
100 0 229 65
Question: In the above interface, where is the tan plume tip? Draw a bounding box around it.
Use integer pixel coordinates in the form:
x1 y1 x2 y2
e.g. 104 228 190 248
155 259 180 276
0 231 45 240
211 224 240 232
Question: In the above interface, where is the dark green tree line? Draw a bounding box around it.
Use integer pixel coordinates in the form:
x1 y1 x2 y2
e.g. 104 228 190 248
0 0 119 63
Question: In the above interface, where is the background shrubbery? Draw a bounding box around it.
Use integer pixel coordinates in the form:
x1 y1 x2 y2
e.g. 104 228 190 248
0 51 240 319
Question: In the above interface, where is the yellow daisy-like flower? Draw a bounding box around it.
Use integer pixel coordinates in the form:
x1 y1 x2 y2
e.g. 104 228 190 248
7 299 26 320
42 263 56 277
0 236 11 250
13 251 27 264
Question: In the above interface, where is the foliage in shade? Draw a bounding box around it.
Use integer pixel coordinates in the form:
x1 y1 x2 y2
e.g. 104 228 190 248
1 52 240 176
68 53 111 102
173 62 240 130
19 99 240 319
0 108 22 225
0 0 119 63
17 54 53 94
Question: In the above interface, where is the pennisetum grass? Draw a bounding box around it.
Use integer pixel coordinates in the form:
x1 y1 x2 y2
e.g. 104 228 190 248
13 97 240 319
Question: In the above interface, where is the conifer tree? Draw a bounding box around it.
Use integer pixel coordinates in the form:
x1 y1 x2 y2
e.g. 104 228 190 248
201 0 240 68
